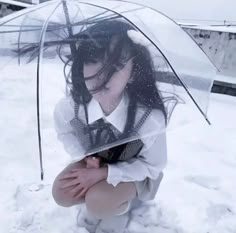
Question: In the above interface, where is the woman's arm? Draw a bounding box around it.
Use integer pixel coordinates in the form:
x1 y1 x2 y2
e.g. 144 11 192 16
106 131 167 186
106 109 167 187
53 97 86 162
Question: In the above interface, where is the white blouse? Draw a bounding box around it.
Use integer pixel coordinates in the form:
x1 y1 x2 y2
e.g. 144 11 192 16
53 94 167 188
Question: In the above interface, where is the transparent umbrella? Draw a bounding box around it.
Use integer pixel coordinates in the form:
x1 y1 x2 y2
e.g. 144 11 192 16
0 0 217 180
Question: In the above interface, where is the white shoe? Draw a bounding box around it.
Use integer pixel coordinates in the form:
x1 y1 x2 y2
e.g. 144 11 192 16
77 204 101 233
95 212 130 233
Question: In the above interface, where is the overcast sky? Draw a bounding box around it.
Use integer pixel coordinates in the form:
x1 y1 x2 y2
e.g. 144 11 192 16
128 0 236 23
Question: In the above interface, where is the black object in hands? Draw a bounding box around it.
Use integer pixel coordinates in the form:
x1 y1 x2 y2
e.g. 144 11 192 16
92 139 144 164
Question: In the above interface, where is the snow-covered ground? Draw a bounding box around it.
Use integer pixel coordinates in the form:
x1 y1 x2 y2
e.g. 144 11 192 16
0 59 236 233
182 25 236 34
215 73 236 85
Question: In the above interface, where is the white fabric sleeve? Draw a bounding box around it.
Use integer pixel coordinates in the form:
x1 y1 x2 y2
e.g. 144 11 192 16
53 97 86 162
106 110 167 187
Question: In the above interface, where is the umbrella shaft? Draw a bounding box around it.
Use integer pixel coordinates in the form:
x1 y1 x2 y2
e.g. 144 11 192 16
62 0 77 57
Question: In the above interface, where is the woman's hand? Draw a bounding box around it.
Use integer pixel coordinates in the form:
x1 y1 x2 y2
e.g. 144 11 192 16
85 156 102 168
59 166 108 199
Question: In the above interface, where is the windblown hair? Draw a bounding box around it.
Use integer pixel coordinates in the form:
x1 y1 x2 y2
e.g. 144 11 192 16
68 19 168 136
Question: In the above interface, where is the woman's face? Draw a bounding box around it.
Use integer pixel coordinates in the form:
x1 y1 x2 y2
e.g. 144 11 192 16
83 55 133 102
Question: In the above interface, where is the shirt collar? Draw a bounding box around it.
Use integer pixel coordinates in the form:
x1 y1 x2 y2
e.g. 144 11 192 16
87 94 128 133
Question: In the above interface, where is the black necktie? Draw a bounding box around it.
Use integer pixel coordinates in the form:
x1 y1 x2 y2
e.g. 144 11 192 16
86 118 117 148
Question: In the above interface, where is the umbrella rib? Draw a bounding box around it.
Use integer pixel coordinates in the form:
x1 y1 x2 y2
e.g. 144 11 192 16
62 0 77 59
0 5 143 34
112 0 219 73
73 2 110 24
0 16 121 34
0 0 57 27
73 2 144 26
0 24 45 27
17 15 30 65
0 6 139 34
79 1 212 125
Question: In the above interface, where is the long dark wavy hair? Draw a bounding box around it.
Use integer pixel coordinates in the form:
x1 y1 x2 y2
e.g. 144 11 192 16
67 19 168 139
13 17 180 163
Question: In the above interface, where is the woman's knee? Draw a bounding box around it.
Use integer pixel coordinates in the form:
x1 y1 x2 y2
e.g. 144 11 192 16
52 177 85 207
52 176 73 207
51 162 86 207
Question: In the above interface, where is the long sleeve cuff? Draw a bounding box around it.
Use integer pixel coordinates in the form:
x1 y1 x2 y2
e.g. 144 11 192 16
105 130 167 187
106 163 123 187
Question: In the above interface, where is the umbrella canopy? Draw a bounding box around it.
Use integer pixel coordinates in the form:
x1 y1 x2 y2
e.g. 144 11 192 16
0 0 217 179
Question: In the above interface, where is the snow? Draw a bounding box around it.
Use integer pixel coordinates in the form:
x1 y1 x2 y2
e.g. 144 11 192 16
182 25 236 34
127 30 150 47
0 59 236 233
215 73 236 85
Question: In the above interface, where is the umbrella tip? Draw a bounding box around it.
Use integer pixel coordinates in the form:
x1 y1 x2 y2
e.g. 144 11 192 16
206 117 211 125
41 171 44 181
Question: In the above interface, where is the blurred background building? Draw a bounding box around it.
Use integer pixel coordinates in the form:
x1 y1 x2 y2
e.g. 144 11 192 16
0 0 46 17
0 0 235 95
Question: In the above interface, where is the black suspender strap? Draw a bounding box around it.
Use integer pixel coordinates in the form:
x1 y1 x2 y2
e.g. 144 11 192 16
133 108 152 133
74 102 79 119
